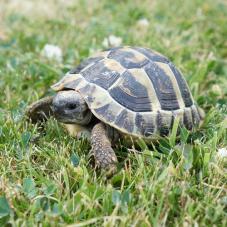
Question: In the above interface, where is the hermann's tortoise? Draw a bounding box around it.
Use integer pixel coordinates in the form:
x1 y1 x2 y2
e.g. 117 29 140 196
26 46 203 171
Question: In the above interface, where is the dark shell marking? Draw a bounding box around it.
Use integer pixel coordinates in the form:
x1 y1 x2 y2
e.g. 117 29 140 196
144 62 180 111
135 113 155 137
95 104 116 123
156 111 174 136
80 60 121 90
191 105 201 125
56 46 202 138
109 71 152 112
168 63 193 107
115 109 134 133
133 47 170 63
183 108 193 130
108 47 149 69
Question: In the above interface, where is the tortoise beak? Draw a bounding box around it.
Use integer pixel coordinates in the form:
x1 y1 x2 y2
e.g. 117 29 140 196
52 91 77 117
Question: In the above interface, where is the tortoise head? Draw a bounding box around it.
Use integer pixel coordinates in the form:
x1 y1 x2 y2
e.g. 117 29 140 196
52 90 92 125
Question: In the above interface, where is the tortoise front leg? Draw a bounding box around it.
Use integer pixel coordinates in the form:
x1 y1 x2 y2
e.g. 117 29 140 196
26 96 54 124
91 123 118 171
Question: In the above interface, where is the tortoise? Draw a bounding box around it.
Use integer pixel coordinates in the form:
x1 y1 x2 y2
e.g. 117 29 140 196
26 46 203 171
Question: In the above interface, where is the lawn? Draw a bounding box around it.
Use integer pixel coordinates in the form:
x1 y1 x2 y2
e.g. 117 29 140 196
0 0 226 226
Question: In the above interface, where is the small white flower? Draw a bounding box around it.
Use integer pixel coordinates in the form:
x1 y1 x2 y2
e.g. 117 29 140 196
102 35 122 48
217 148 227 158
137 18 149 28
108 35 122 47
42 44 62 62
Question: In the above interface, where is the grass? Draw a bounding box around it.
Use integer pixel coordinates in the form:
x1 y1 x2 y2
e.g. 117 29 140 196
0 0 226 226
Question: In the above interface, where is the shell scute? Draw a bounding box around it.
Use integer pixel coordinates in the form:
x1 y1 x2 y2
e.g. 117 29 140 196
156 111 174 136
108 47 149 69
144 62 180 111
80 60 121 90
133 47 170 63
115 109 134 133
109 70 152 112
168 63 193 107
135 113 155 137
95 104 116 123
183 108 193 130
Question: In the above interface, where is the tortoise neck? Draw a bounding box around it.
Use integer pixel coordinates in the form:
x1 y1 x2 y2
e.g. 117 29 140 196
78 110 94 125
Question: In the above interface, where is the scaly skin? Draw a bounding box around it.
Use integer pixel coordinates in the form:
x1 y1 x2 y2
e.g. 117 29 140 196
26 96 54 124
91 123 118 170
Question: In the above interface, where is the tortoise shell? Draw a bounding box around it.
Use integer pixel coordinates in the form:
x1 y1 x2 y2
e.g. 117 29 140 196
52 46 202 138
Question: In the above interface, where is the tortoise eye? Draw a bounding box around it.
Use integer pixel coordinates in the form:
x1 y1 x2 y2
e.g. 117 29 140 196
67 103 77 110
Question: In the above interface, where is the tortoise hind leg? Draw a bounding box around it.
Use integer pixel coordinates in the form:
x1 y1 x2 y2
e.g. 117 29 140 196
26 96 54 124
91 123 118 172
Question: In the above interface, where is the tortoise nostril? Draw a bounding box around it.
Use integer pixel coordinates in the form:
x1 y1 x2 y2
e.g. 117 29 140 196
67 103 77 110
